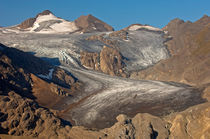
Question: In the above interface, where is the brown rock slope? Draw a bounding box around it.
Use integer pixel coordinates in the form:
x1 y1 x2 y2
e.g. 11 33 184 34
130 15 210 87
0 91 71 138
100 46 125 76
75 14 114 33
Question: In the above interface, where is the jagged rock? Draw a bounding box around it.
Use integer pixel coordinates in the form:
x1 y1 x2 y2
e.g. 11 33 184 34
0 91 71 138
52 67 76 88
80 51 100 70
80 46 126 77
100 46 125 76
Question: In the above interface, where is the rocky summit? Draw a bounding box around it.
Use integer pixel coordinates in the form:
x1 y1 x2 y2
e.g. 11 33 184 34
0 10 210 139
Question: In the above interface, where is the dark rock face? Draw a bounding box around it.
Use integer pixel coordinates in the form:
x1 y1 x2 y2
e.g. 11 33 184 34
75 14 114 33
1 44 51 75
0 44 32 98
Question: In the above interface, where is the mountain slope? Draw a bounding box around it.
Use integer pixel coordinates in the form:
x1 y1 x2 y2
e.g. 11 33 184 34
130 15 210 86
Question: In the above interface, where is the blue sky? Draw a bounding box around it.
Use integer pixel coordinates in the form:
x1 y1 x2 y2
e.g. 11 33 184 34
0 0 209 30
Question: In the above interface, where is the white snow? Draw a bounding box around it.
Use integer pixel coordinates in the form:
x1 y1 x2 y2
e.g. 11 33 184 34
92 27 97 30
129 24 162 31
82 65 94 70
30 13 78 33
31 22 40 31
38 68 54 80
50 21 78 33
35 13 58 23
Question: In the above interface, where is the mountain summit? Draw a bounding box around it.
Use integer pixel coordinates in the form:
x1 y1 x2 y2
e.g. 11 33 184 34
17 10 114 33
36 10 53 17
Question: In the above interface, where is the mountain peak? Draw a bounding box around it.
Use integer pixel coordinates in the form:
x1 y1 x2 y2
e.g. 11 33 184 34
18 10 54 29
163 18 185 30
74 14 114 33
195 14 210 25
36 10 53 18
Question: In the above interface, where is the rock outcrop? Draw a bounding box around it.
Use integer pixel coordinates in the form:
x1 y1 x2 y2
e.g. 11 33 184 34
80 46 126 77
100 46 125 76
80 51 100 70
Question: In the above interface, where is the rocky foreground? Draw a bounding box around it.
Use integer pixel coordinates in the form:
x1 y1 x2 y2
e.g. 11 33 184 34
0 90 209 139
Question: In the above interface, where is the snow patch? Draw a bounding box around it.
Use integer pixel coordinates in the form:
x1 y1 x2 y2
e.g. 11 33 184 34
129 25 162 32
38 68 54 80
82 65 94 70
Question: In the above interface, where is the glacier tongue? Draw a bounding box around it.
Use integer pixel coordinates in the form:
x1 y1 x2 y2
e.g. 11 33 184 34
0 28 204 129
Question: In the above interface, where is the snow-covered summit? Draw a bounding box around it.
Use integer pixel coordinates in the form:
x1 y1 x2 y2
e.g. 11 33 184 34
30 13 78 33
2 10 114 34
